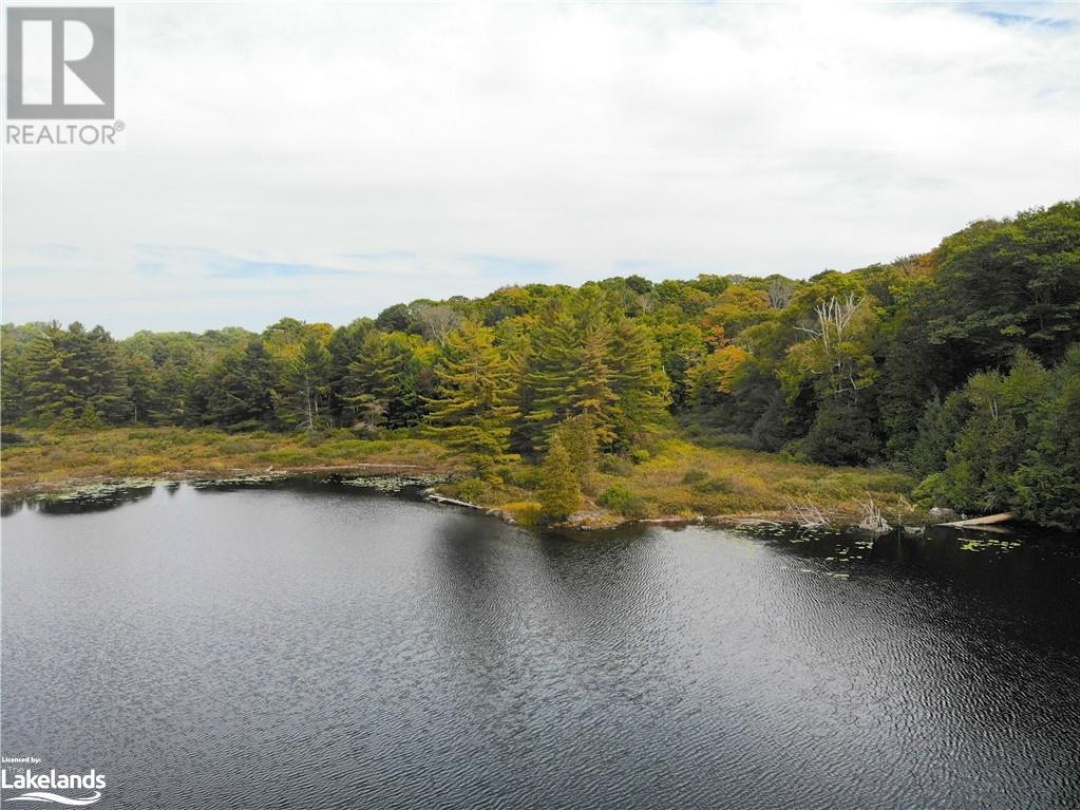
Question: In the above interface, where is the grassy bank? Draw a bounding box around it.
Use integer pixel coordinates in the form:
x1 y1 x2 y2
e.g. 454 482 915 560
1 427 921 529
439 435 919 529
0 427 460 494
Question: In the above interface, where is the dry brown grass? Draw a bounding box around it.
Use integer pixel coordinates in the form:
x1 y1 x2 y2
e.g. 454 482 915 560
2 427 920 527
460 435 920 527
0 427 459 495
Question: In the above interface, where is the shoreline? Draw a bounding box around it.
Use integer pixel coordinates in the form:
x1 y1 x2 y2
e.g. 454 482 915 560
2 466 926 536
0 463 452 501
2 427 1029 534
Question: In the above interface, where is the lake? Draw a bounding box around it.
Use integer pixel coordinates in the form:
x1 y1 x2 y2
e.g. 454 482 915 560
3 478 1079 809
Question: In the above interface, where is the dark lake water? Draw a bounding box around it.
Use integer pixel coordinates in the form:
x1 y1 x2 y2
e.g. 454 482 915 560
3 479 1080 809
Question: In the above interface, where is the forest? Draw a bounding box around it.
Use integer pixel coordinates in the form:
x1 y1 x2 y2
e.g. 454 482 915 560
2 201 1079 529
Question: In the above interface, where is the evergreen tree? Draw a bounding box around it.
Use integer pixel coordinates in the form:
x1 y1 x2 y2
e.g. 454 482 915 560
424 321 519 476
78 325 132 423
326 318 376 423
276 334 332 435
914 351 1054 514
538 434 581 521
520 301 582 449
1 323 38 424
204 339 277 430
570 326 619 447
20 322 130 426
608 316 670 449
521 296 668 452
343 331 434 429
553 413 598 491
22 322 82 425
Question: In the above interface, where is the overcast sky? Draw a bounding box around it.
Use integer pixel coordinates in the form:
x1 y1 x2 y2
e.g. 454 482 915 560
2 0 1078 337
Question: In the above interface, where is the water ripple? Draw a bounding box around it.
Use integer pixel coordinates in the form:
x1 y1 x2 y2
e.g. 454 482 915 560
2 485 1079 809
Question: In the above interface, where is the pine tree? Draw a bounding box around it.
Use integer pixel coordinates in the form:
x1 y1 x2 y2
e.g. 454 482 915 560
204 340 276 430
277 334 332 435
553 413 597 491
343 331 433 429
521 302 581 449
608 316 670 449
22 322 82 425
570 327 618 447
538 434 581 521
425 321 518 476
21 322 131 426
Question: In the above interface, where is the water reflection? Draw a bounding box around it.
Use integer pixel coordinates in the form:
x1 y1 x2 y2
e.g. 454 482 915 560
3 484 1080 809
742 524 1080 635
1 485 155 516
739 524 1080 809
424 513 531 670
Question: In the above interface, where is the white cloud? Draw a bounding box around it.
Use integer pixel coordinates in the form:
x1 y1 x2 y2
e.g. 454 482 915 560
3 1 1078 335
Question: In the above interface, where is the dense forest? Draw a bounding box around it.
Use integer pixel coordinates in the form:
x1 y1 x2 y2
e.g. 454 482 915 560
3 201 1079 528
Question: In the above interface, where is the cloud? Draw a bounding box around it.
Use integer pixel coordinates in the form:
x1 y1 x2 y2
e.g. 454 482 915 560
465 255 560 279
3 1 1077 335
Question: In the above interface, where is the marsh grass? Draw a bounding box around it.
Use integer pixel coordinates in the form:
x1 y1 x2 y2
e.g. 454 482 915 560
1 427 457 493
445 434 922 526
2 427 920 526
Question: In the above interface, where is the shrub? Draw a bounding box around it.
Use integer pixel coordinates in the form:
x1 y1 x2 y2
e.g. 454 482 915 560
598 485 648 519
598 455 633 477
692 476 733 494
681 469 709 485
711 433 758 451
456 477 488 504
630 449 651 465
912 472 948 507
501 463 542 489
775 476 815 496
500 501 542 527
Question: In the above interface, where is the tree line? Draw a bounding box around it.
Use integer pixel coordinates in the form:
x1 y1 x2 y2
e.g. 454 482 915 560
3 200 1078 528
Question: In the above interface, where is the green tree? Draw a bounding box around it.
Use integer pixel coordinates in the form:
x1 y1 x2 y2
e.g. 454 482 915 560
342 331 435 429
1012 345 1080 529
779 294 881 464
570 326 619 446
277 333 332 435
425 321 519 476
927 202 1080 370
608 315 669 449
914 350 1053 514
20 322 130 426
552 413 598 491
0 322 40 424
326 318 376 424
203 339 277 430
520 300 582 448
538 434 582 521
521 293 668 452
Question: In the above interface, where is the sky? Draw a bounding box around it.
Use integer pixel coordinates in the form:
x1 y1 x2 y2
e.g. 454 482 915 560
2 0 1078 337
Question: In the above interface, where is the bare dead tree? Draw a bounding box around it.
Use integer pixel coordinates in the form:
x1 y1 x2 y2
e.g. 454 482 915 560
786 497 830 528
795 293 863 350
857 492 892 533
415 306 462 347
767 279 796 310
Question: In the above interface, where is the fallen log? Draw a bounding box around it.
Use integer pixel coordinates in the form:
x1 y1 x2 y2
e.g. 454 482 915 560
425 490 487 511
939 512 1014 528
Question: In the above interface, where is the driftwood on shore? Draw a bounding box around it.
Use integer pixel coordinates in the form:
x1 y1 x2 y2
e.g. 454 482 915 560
939 512 1014 529
424 491 488 511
